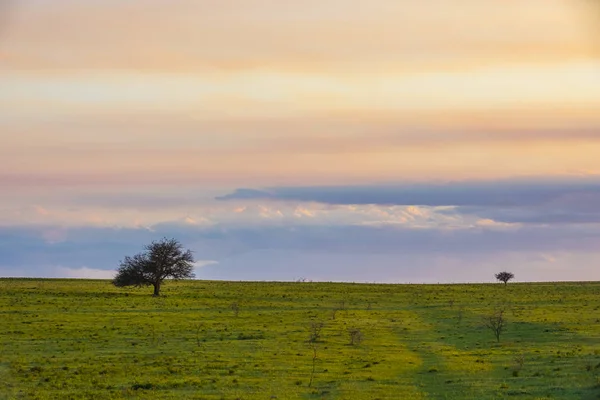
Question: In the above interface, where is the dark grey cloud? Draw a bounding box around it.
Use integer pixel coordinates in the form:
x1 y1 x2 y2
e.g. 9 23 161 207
442 190 600 224
451 205 600 225
216 177 600 208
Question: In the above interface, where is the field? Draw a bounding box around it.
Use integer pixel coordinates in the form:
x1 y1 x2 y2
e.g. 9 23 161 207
0 279 599 399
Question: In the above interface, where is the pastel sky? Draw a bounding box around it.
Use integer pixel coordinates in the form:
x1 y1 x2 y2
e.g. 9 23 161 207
1 0 599 282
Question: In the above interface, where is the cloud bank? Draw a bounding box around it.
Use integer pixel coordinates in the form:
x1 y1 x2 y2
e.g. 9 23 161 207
217 177 600 208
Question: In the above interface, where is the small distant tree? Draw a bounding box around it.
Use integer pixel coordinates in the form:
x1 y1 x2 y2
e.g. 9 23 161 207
348 327 363 345
308 321 325 343
495 271 514 286
113 238 195 296
483 309 506 342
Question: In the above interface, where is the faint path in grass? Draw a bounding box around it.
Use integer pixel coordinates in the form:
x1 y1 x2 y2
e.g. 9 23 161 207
391 308 491 399
316 307 427 399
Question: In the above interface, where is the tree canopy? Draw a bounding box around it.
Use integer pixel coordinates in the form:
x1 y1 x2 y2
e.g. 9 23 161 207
495 271 515 286
113 238 195 296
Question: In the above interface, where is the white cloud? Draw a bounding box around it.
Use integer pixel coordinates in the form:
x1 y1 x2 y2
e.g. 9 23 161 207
475 218 521 230
55 266 116 279
192 260 219 279
0 199 536 233
193 260 219 269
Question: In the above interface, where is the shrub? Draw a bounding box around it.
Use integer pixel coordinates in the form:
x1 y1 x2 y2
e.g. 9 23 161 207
348 328 363 345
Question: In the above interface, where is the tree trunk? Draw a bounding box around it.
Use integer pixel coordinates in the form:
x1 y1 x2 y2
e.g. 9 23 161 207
153 282 161 297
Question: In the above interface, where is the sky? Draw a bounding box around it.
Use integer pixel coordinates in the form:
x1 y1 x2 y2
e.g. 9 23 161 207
1 0 599 283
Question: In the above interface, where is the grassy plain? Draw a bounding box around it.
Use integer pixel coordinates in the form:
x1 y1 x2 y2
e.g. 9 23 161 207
0 279 599 399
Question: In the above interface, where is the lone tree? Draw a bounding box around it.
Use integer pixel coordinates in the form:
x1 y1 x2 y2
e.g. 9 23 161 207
495 271 514 286
113 238 195 296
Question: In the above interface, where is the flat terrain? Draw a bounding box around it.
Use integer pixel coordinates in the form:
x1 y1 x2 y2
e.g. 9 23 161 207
0 279 599 399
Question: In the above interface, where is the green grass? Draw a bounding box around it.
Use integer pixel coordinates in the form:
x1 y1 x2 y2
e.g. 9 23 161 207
0 279 599 399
